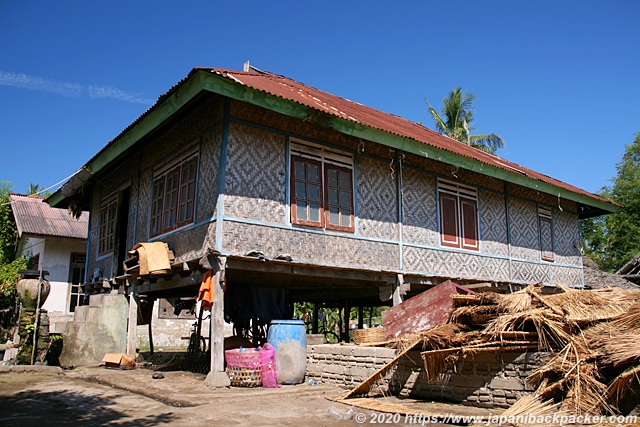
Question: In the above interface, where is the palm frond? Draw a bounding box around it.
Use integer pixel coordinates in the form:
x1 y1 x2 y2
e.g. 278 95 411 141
425 99 450 136
469 133 505 154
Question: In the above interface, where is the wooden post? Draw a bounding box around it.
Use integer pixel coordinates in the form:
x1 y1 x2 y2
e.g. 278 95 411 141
126 289 138 355
312 303 318 334
205 255 230 387
392 274 404 306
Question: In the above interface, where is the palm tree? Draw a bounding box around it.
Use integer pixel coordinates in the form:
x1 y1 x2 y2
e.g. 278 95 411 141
425 87 505 154
27 183 49 197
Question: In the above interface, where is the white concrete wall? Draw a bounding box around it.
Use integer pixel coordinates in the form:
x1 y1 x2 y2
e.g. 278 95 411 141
16 236 86 315
42 238 86 314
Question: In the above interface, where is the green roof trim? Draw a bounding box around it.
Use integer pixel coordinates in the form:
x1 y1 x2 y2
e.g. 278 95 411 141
49 69 617 217
327 116 617 215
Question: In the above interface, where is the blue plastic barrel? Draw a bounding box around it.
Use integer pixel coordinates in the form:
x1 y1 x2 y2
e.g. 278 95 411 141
267 319 307 384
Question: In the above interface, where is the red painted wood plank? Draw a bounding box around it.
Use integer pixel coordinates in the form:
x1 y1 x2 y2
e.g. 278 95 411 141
381 280 474 340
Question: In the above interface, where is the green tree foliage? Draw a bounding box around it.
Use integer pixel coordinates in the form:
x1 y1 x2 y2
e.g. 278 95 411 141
0 258 27 310
27 182 50 197
0 182 25 313
426 87 505 154
581 132 640 272
0 182 17 264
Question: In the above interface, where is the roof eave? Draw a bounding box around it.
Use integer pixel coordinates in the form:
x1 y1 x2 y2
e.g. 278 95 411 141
49 70 208 207
49 69 618 216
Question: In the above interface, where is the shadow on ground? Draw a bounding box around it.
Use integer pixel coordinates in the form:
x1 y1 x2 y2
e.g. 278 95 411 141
0 389 177 427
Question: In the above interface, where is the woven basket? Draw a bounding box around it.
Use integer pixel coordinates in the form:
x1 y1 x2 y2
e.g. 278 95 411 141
225 348 262 387
352 328 385 345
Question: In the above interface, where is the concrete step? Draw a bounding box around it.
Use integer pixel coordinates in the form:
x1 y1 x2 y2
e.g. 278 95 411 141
72 306 89 323
88 293 105 307
49 320 69 334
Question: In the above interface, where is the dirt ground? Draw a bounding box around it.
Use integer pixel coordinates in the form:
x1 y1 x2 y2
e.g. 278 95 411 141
1 365 485 427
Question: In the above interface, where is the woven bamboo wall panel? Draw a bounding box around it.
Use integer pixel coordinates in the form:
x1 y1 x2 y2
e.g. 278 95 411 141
549 264 583 286
507 183 577 213
357 156 398 240
221 221 399 270
126 214 136 257
135 168 151 243
230 100 360 153
97 152 140 197
480 190 509 257
401 168 438 247
511 260 551 284
402 151 504 193
553 210 581 266
402 245 511 282
159 221 213 263
132 96 220 173
197 127 222 222
88 226 99 263
89 191 100 231
508 198 539 261
223 123 286 223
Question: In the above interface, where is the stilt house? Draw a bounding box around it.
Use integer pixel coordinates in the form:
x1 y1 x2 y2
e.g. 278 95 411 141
48 66 618 375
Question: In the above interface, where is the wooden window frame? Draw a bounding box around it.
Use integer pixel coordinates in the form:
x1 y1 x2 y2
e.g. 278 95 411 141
323 163 354 232
438 180 479 251
538 206 555 262
290 142 355 233
98 197 117 256
291 156 324 228
150 152 199 238
68 252 86 312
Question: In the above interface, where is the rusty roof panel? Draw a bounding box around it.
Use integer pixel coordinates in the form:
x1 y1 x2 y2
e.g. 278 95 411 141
202 68 611 206
10 194 88 239
74 67 614 212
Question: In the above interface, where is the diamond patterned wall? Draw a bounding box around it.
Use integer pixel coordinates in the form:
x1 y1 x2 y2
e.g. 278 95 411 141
83 96 586 287
480 190 509 257
508 198 539 261
554 210 581 265
357 156 399 240
224 123 286 223
222 221 399 270
511 260 551 283
550 264 583 286
402 245 511 282
197 127 222 222
401 168 438 247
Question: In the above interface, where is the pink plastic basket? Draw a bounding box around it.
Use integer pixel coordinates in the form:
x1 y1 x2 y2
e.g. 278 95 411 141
225 348 262 387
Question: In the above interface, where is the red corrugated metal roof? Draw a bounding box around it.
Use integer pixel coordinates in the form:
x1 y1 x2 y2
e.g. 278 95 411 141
64 66 614 213
10 194 88 239
200 68 611 206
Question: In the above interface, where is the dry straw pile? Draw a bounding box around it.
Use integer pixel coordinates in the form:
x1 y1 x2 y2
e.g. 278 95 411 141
336 283 640 420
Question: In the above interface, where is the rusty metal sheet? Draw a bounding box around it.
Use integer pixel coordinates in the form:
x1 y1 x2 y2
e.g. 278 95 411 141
10 194 88 239
381 280 474 340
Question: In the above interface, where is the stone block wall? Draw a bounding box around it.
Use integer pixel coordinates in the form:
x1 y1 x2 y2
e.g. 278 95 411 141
390 350 550 409
306 344 396 387
306 345 549 409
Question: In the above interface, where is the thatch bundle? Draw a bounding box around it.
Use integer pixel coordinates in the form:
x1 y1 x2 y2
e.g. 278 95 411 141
335 282 640 421
428 284 640 416
543 284 628 324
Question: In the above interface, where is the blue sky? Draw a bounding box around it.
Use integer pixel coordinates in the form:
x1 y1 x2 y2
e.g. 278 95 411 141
1 0 638 197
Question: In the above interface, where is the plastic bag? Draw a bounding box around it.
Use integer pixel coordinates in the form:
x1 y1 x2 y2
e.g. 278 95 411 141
259 343 281 388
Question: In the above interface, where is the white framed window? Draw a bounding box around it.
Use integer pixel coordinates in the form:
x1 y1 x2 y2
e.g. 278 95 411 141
68 253 85 312
438 179 479 251
150 150 199 237
98 197 117 256
290 140 354 232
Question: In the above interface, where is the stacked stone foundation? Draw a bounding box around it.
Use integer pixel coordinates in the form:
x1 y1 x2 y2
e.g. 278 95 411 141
306 344 548 408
